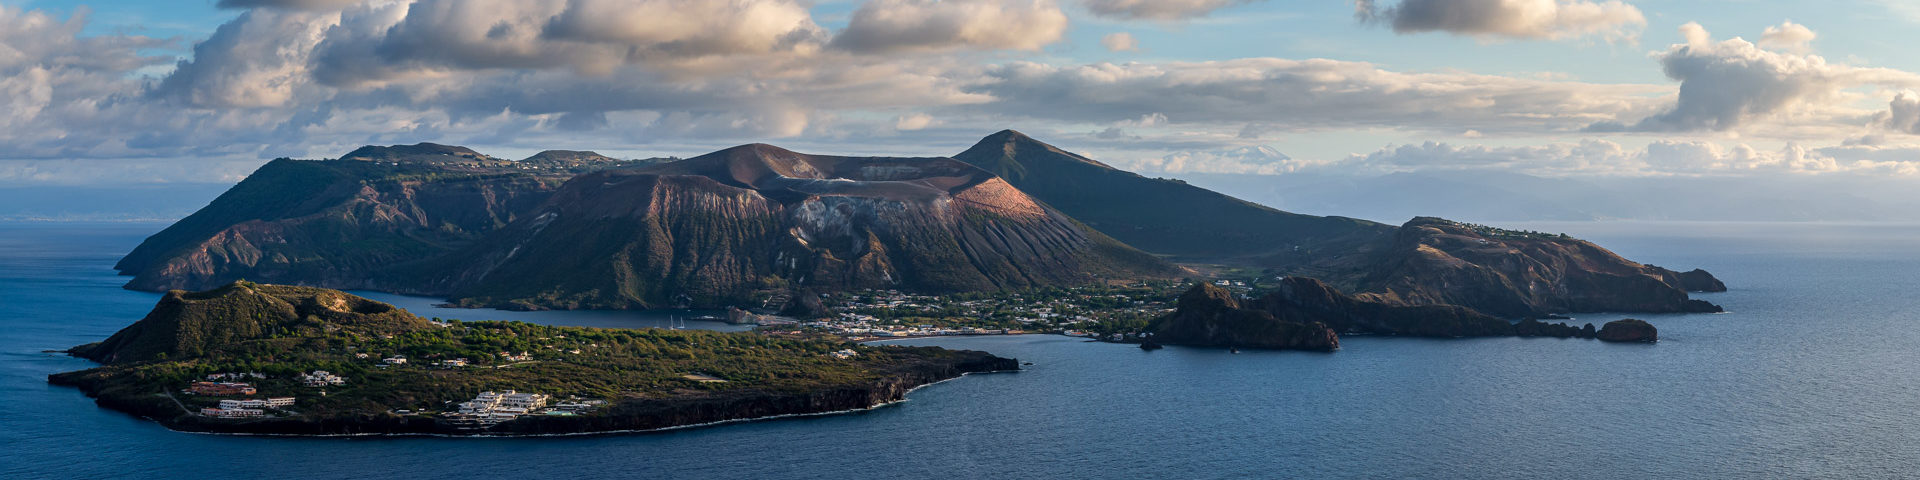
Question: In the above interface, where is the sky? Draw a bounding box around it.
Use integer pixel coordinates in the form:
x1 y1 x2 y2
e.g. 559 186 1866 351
6 0 1920 187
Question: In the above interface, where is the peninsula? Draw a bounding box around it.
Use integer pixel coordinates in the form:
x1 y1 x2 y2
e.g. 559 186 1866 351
48 282 1016 436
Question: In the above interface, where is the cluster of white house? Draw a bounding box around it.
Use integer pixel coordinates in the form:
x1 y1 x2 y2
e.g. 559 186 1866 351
456 390 551 418
300 370 347 387
205 372 266 381
201 397 294 418
830 348 860 359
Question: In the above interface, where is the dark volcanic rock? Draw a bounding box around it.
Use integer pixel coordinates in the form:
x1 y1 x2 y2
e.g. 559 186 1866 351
432 144 1179 309
1669 268 1729 292
1241 277 1517 338
117 141 1179 310
1596 319 1659 343
952 133 1726 319
1148 283 1340 351
114 156 564 293
953 130 1390 264
1337 217 1725 318
779 291 836 319
1152 280 1615 351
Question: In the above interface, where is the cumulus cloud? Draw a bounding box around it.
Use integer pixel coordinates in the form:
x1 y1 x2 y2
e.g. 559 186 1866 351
153 9 336 108
1080 0 1250 20
830 0 1068 53
310 0 827 87
1759 20 1816 51
1101 32 1138 52
1355 0 1645 41
1878 92 1920 134
963 59 1665 134
1590 23 1920 133
542 0 826 57
0 6 184 158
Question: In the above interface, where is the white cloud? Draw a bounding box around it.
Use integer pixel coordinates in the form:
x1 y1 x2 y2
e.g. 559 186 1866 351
1101 32 1138 52
830 0 1068 53
1080 0 1250 20
1590 23 1920 133
1880 92 1920 134
1120 145 1315 174
894 113 937 130
1759 20 1816 51
1355 0 1645 41
153 9 337 108
963 59 1666 134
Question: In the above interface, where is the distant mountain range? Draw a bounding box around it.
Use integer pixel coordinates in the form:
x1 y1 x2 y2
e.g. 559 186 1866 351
112 131 1723 317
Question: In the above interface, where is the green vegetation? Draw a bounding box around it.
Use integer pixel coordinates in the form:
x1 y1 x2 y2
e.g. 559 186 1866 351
54 282 1006 428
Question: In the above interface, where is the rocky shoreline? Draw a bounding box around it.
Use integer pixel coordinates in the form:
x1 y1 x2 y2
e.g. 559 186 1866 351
50 352 1017 437
1145 282 1670 351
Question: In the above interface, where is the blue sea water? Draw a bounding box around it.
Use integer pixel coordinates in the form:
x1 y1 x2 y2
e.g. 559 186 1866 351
5 221 1920 479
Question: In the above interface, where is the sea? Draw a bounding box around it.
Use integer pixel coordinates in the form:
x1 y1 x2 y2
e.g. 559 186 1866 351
5 220 1920 479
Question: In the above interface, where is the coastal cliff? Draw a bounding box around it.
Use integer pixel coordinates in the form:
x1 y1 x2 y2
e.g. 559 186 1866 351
1330 217 1725 318
1149 282 1634 351
1147 282 1342 351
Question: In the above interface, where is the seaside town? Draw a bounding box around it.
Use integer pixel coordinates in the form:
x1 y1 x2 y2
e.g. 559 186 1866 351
772 280 1216 341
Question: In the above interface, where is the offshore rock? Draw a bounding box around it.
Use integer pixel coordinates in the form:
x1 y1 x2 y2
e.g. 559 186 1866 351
1596 319 1659 343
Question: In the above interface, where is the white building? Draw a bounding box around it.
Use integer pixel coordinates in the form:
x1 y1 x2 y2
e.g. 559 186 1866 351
300 370 347 387
457 390 549 416
201 407 264 418
219 399 269 409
